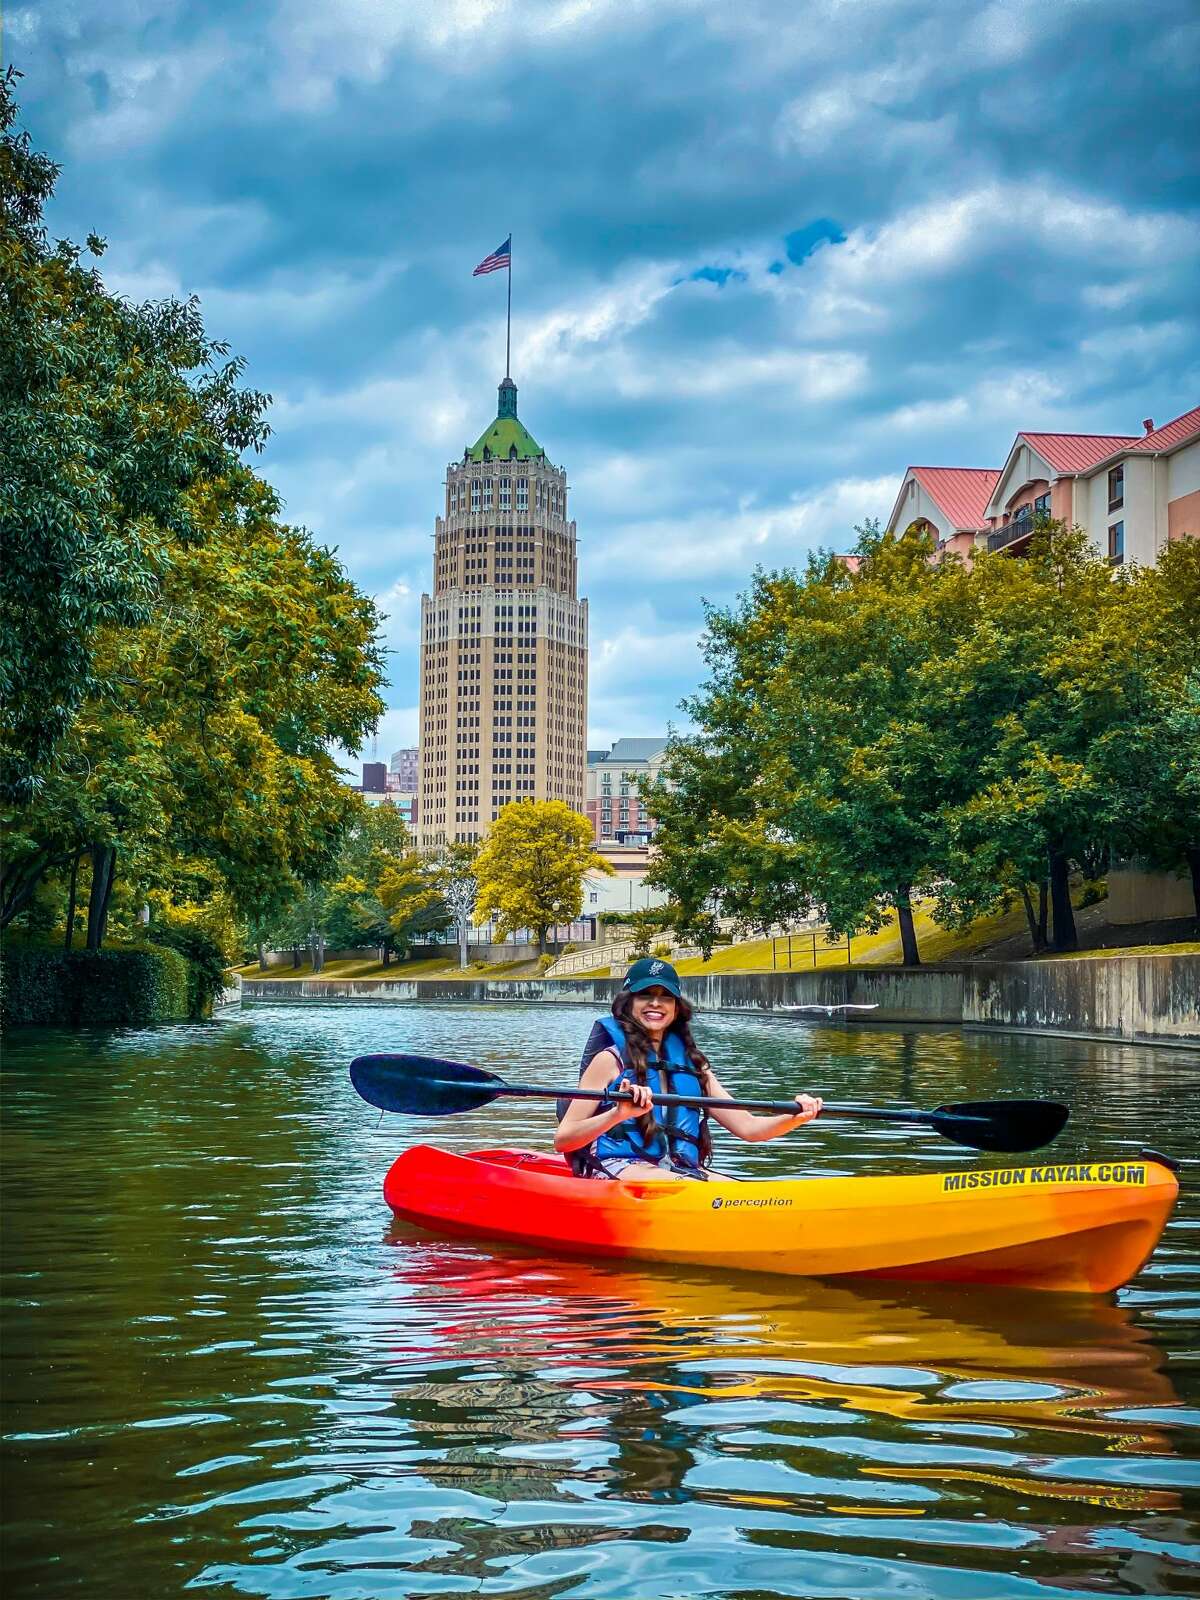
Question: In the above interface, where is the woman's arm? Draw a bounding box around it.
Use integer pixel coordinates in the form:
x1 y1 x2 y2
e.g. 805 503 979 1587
704 1067 822 1143
554 1049 653 1154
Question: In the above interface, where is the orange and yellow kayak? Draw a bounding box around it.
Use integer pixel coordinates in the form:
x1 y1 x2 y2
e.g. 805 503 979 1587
382 1146 1179 1294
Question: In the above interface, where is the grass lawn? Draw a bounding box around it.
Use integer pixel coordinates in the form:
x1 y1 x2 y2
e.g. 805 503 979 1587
233 954 459 981
671 900 1031 975
233 953 549 982
1039 941 1200 960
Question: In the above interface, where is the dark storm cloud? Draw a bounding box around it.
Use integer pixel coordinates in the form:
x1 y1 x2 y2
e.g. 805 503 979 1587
11 0 1200 745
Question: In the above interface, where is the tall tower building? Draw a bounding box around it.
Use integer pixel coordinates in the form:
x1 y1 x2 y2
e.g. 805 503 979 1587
418 378 588 845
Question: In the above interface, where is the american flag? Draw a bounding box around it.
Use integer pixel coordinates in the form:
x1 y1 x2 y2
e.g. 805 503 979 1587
472 236 511 276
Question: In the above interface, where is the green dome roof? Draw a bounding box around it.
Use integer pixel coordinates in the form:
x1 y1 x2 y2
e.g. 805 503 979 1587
466 378 546 462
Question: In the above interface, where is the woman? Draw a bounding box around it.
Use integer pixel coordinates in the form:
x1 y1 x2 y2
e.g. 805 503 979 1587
555 958 822 1182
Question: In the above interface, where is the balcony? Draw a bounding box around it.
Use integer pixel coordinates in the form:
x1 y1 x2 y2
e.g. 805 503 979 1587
987 515 1035 554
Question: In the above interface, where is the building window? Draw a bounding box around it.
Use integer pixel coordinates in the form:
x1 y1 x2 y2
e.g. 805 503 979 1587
1108 521 1124 565
499 480 511 511
516 479 528 511
1108 465 1124 513
1034 492 1050 517
470 481 481 511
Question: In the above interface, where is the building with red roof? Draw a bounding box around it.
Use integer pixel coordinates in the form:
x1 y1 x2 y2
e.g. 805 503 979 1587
886 467 1001 560
882 403 1199 568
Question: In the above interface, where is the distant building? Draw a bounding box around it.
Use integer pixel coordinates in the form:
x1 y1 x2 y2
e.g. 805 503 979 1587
362 762 388 794
418 375 588 844
586 738 669 843
880 404 1199 567
389 747 419 791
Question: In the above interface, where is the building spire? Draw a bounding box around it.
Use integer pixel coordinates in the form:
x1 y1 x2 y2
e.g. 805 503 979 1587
497 376 518 419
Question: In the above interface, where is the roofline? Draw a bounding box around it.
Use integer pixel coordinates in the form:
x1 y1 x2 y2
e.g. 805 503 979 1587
1075 423 1200 479
984 432 1073 518
889 465 1002 534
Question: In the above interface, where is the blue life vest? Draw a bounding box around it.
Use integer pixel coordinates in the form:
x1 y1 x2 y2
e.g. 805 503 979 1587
585 1015 708 1173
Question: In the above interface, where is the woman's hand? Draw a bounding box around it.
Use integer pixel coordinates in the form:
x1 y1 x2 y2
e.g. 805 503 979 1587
790 1093 822 1124
609 1079 653 1122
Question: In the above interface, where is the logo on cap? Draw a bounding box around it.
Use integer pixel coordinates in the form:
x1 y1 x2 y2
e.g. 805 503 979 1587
650 960 664 974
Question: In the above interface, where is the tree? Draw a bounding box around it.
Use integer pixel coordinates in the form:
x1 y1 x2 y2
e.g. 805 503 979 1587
649 526 967 964
0 84 386 942
1 70 270 805
377 847 451 956
932 523 1141 951
324 803 427 965
474 801 613 953
434 842 479 969
1086 537 1200 916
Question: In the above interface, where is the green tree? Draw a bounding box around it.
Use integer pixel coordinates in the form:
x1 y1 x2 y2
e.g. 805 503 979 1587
0 85 386 942
1 70 270 805
649 526 965 964
932 523 1140 950
1085 537 1200 916
474 801 613 953
377 847 451 956
324 802 426 965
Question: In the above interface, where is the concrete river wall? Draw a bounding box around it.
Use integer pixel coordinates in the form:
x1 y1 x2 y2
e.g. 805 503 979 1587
240 954 1200 1048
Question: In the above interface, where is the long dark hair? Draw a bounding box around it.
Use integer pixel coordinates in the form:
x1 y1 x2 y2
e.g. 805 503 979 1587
610 990 713 1166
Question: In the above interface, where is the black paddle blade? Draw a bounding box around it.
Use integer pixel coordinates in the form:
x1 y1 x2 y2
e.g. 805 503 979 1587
931 1099 1070 1154
349 1054 504 1116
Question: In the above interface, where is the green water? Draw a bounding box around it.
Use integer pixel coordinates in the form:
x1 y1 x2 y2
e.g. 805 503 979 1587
2 1002 1198 1598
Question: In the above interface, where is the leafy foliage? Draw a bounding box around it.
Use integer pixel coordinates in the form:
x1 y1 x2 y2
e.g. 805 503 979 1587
1 68 271 804
648 520 1200 961
0 78 387 952
0 944 191 1028
474 801 613 951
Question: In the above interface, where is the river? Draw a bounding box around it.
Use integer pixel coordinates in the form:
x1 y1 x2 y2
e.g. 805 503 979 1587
3 1002 1198 1597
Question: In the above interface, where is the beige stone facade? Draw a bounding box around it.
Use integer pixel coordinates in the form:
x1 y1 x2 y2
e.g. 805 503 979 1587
418 379 588 845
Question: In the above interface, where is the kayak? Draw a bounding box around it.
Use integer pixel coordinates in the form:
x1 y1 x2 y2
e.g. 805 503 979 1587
382 1145 1179 1293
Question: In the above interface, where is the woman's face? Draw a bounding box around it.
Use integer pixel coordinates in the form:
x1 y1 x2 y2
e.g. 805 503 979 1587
630 987 677 1034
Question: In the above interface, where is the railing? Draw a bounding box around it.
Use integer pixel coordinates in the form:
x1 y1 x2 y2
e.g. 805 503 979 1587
986 516 1035 554
543 939 701 978
771 931 853 968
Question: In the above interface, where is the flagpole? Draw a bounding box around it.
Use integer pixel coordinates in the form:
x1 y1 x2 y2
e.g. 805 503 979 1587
505 234 512 379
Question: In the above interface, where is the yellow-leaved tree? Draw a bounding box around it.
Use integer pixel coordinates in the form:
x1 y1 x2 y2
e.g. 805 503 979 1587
473 801 613 953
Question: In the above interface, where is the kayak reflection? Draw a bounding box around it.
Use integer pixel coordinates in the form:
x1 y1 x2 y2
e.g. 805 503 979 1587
380 1224 1183 1517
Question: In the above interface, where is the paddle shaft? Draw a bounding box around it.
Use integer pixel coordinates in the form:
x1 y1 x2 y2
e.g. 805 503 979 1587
493 1082 971 1126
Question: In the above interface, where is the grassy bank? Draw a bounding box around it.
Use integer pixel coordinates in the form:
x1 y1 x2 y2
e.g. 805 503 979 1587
233 954 546 982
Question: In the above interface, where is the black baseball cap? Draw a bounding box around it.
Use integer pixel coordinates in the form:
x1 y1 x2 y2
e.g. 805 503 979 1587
622 957 683 998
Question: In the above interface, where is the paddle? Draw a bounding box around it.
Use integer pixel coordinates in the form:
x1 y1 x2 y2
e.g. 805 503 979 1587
349 1053 1069 1154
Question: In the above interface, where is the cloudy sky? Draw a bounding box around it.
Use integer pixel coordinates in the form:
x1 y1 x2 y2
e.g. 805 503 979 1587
11 0 1200 759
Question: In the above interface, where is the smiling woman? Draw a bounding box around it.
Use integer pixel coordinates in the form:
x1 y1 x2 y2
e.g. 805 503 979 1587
554 958 822 1181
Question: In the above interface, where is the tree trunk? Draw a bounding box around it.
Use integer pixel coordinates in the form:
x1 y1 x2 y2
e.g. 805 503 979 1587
1019 883 1040 952
64 851 82 951
1 848 56 928
1037 881 1049 949
1188 847 1200 921
257 941 267 971
537 926 548 956
458 918 469 970
292 945 301 969
381 944 391 968
314 930 325 974
894 887 921 967
1048 851 1077 951
86 845 116 951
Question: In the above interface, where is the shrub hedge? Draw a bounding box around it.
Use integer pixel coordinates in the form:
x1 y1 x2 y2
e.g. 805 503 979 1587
1 944 193 1029
147 924 228 1018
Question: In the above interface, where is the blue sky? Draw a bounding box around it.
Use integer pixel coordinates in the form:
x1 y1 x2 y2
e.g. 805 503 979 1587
11 0 1200 760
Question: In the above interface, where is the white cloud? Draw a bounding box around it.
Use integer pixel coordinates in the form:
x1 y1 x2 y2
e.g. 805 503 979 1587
587 475 897 581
